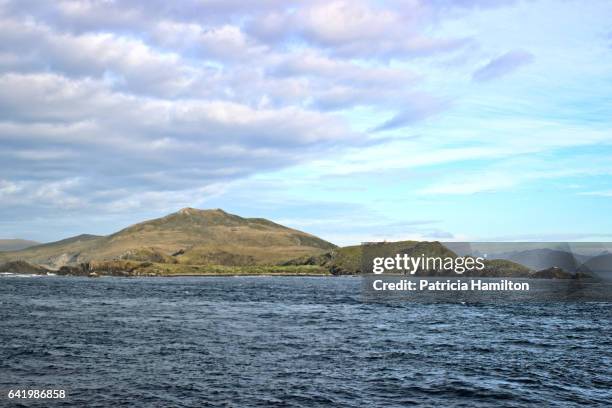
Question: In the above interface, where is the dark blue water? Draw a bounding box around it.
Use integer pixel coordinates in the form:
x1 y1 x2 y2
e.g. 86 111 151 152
0 276 610 407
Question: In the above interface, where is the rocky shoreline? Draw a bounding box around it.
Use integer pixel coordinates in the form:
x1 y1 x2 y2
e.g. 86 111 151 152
0 259 594 279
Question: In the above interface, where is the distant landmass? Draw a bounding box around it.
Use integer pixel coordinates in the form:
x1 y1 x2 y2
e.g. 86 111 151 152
0 239 40 252
578 253 612 276
490 248 591 272
0 208 607 278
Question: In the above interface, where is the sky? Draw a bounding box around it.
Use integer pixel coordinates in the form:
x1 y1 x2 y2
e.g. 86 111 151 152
1 0 612 246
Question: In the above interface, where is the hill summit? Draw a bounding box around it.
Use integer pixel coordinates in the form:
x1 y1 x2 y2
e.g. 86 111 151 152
2 208 336 268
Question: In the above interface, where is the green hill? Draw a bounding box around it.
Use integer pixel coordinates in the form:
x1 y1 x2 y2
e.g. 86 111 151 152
3 208 336 268
285 240 534 277
284 240 456 275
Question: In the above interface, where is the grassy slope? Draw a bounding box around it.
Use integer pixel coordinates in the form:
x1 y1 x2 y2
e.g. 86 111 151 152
3 208 335 268
286 241 535 277
1 234 103 266
284 241 453 274
330 241 459 274
83 261 329 276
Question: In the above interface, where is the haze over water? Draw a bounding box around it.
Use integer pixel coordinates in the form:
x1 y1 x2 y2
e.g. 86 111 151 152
1 276 610 407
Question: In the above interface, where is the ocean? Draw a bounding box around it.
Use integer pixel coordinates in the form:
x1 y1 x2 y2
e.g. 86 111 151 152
0 275 610 407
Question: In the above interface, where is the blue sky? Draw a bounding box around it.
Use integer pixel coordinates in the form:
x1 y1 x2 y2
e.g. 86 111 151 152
0 0 611 245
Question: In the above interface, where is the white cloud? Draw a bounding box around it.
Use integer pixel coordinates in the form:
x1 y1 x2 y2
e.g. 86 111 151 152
248 0 471 59
472 49 534 82
579 190 612 197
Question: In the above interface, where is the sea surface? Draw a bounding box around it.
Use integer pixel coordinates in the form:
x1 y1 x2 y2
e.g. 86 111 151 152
0 275 610 407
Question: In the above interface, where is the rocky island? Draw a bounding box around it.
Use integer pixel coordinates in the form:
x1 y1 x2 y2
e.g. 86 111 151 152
0 208 600 279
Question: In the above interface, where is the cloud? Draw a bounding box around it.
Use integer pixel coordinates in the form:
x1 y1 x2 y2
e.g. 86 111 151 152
269 51 422 110
0 9 448 111
417 173 519 195
271 51 418 86
247 1 472 59
0 177 84 209
0 179 22 196
472 49 534 82
579 190 612 197
374 95 451 131
0 71 361 216
417 153 612 196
